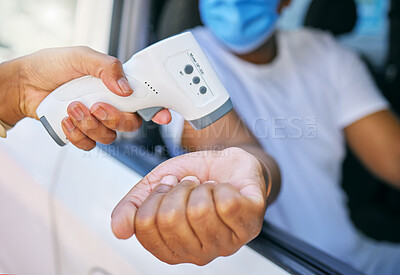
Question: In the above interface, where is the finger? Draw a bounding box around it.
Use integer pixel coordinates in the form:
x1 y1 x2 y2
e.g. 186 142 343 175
213 183 264 243
111 197 139 239
90 102 142 132
62 117 96 151
151 109 172 125
112 175 178 240
157 176 202 261
187 183 235 257
71 47 133 96
67 102 117 144
135 184 180 264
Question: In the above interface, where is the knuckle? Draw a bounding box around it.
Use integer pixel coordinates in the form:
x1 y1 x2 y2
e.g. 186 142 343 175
217 196 241 217
157 209 181 229
192 257 213 266
164 259 180 265
120 115 142 132
135 213 154 232
105 114 122 130
80 142 95 151
100 131 117 145
220 246 241 257
34 48 48 57
72 46 93 58
69 46 86 55
250 220 263 239
131 116 143 130
145 170 159 186
153 184 173 194
72 137 96 151
81 118 99 131
187 203 211 224
180 179 199 189
226 147 243 154
107 57 122 70
102 137 116 145
76 45 90 52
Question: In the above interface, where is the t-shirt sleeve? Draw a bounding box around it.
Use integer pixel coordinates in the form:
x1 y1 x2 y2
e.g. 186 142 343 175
330 39 389 128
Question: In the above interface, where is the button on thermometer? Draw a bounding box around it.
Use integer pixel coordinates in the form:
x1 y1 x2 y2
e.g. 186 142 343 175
36 32 233 146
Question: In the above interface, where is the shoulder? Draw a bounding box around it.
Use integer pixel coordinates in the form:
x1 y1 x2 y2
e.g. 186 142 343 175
281 28 338 50
280 28 359 69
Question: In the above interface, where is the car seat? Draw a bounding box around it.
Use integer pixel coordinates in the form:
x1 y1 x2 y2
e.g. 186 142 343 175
340 0 400 243
304 0 357 36
156 0 202 40
305 0 400 242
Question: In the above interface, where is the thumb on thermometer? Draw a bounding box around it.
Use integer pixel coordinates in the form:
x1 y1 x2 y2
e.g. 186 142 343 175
71 47 133 97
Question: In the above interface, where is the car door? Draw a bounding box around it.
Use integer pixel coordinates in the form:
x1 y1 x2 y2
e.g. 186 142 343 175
0 0 116 274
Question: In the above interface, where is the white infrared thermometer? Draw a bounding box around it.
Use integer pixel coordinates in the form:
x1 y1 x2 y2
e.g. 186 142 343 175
37 32 232 146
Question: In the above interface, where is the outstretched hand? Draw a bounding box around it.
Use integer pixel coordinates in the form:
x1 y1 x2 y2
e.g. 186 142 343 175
111 147 269 265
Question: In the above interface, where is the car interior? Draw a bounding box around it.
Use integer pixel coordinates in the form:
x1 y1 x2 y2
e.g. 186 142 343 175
101 0 400 273
339 0 400 243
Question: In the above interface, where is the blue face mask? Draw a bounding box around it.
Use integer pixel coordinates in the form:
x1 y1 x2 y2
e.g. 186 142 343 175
199 0 281 54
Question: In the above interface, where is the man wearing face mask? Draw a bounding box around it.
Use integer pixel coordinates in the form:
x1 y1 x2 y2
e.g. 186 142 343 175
111 0 400 273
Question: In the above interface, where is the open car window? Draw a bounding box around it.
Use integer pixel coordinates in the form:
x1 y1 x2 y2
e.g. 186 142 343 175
102 2 365 274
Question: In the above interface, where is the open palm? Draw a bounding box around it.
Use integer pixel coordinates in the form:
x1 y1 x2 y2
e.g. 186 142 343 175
111 147 268 265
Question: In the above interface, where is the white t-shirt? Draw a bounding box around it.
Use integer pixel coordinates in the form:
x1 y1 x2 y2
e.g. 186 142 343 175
162 27 400 274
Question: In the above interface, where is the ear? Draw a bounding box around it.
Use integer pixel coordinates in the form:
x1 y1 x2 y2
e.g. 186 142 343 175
277 0 292 14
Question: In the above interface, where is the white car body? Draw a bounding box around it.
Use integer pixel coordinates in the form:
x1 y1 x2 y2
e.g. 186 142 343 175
0 119 288 275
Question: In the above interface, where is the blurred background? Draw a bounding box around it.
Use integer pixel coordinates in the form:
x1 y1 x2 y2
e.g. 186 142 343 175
0 0 112 62
0 0 391 66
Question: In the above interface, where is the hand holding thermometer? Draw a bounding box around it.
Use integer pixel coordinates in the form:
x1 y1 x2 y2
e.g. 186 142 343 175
37 32 233 146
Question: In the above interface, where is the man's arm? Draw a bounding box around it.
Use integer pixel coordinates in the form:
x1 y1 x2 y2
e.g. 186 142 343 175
181 109 281 203
345 110 400 188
